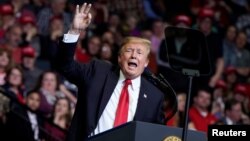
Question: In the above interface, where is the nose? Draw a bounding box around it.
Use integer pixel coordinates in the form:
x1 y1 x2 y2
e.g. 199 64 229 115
131 50 137 59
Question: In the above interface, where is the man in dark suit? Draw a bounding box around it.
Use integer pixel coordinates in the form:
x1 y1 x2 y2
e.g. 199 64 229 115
5 90 43 141
55 3 165 141
216 99 244 125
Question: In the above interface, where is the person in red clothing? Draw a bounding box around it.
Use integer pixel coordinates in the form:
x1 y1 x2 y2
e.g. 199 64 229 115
0 3 16 39
0 24 23 64
75 35 101 63
18 11 41 57
2 65 25 105
0 48 13 86
233 84 250 115
195 7 224 88
74 31 92 63
166 92 186 127
188 87 217 133
224 66 237 92
211 79 227 119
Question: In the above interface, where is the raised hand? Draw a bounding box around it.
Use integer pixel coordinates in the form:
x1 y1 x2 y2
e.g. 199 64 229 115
69 3 92 34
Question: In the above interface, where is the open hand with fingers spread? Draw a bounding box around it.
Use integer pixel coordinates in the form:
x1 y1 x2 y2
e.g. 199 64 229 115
69 3 92 34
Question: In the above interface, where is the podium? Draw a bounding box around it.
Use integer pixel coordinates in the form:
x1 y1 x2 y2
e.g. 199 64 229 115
88 121 207 141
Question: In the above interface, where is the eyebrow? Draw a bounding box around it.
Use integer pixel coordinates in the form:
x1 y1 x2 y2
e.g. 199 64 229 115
125 47 143 51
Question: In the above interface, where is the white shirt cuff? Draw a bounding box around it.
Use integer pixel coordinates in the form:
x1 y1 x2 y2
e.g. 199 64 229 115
63 33 80 43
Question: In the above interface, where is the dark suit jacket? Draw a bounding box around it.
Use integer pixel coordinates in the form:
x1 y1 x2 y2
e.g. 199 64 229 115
215 117 243 125
5 106 43 141
55 40 165 141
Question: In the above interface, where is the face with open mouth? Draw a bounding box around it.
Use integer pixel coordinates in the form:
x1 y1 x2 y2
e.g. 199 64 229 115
118 42 149 79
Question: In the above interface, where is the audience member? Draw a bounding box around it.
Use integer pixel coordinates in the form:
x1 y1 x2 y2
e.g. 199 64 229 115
86 35 102 59
224 66 238 95
99 42 113 64
157 14 192 92
36 0 71 36
5 90 43 141
21 46 42 92
38 15 65 70
166 92 186 127
18 11 41 57
0 3 15 38
0 90 10 138
216 99 244 125
211 80 227 119
195 7 224 88
0 24 23 64
0 48 13 86
150 19 165 54
74 31 91 63
188 87 218 132
2 65 25 105
44 97 72 141
223 25 237 67
232 31 250 68
35 71 75 117
233 84 250 115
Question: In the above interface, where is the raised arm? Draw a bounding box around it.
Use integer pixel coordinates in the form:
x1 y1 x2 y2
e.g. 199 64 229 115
54 3 93 85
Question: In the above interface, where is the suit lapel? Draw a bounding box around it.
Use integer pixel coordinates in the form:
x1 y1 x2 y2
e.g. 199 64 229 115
97 68 119 119
134 77 148 120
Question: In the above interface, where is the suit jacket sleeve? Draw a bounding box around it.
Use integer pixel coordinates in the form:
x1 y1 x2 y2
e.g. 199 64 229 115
54 39 92 86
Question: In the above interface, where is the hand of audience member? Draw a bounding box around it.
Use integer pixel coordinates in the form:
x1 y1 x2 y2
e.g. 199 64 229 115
51 29 63 41
26 26 38 41
209 75 220 88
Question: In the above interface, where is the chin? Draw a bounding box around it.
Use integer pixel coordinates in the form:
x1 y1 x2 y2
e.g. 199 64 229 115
128 73 140 79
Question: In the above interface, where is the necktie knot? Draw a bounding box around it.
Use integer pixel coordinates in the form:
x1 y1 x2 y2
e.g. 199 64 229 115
124 79 132 86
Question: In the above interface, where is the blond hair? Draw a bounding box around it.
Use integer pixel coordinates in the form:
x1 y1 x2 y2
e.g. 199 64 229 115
119 37 151 57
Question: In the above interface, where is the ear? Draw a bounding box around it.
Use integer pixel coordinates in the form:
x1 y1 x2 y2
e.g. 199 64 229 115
144 59 149 67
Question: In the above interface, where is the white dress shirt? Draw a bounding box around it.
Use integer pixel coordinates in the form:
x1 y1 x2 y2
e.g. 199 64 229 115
91 71 141 136
27 111 39 140
225 117 234 125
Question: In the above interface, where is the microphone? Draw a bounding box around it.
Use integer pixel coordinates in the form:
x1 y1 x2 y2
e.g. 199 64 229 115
143 67 178 123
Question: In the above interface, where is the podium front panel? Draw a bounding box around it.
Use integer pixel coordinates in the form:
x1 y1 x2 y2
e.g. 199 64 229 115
88 121 207 141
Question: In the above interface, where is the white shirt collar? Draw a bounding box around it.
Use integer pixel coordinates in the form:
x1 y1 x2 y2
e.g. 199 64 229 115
119 70 141 90
27 111 37 119
226 116 234 125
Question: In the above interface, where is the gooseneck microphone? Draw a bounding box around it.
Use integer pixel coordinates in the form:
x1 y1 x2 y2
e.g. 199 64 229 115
143 67 178 123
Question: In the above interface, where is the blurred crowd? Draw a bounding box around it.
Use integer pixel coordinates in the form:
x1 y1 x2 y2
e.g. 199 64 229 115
0 0 250 140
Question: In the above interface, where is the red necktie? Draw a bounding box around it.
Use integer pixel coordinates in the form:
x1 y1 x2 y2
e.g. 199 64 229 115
114 79 132 127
